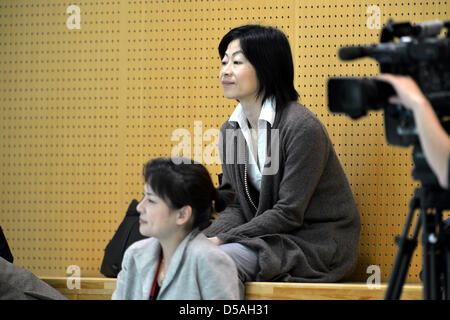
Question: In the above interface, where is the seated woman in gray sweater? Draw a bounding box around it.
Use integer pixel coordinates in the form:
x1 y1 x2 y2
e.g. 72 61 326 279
203 25 361 287
112 157 240 300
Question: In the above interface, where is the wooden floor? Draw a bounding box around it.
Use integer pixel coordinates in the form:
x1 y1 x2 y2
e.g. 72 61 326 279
40 277 424 300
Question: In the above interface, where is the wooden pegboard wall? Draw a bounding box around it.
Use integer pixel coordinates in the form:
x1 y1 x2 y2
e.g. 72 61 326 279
1 0 448 282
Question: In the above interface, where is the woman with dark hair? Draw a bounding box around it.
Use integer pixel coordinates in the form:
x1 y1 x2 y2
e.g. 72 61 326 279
112 157 240 300
203 25 361 288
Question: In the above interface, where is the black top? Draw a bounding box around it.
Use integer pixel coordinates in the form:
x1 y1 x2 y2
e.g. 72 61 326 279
448 156 450 187
150 282 160 300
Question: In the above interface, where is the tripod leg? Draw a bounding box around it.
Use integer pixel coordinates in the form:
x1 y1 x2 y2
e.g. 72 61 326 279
385 204 420 300
444 236 450 300
442 242 450 300
440 218 450 300
422 208 443 300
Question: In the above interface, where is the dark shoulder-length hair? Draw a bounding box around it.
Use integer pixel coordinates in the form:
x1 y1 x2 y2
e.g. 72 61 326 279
219 24 299 110
142 157 235 230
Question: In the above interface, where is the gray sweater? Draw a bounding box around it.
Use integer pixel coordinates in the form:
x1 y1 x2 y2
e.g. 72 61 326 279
204 102 361 282
112 230 241 300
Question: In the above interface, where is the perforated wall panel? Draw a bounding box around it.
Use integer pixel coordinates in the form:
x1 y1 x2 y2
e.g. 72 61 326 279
1 0 448 282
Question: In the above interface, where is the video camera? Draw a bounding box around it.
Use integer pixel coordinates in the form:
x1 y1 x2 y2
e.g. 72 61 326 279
327 20 450 300
327 19 450 186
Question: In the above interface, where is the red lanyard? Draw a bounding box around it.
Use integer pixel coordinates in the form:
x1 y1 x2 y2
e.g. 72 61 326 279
149 254 163 300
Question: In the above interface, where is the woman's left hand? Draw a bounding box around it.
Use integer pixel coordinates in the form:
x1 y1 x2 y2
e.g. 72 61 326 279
208 237 223 246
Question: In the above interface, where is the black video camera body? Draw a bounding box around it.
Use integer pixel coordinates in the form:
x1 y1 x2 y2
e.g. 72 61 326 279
327 19 450 186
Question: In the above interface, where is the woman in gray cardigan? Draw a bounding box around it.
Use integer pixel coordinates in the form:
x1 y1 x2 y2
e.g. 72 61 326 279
204 25 361 286
112 157 240 300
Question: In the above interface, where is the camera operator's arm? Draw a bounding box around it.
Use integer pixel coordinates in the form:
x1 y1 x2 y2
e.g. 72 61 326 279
377 74 450 189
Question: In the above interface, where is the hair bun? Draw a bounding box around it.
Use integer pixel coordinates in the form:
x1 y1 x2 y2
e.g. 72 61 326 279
213 183 236 213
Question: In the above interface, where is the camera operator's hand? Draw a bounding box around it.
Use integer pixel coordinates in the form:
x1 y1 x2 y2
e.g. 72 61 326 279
376 74 450 189
376 74 431 112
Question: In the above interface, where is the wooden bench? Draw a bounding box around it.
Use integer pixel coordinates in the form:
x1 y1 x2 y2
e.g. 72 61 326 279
40 277 423 300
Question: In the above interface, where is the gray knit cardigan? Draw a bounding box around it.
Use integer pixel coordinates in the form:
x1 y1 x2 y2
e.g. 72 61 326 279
203 102 361 282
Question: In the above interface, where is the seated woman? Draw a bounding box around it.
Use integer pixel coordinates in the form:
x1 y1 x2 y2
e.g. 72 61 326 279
203 24 361 287
112 157 240 300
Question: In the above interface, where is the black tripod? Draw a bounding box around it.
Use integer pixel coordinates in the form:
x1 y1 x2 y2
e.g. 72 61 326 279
385 186 450 300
